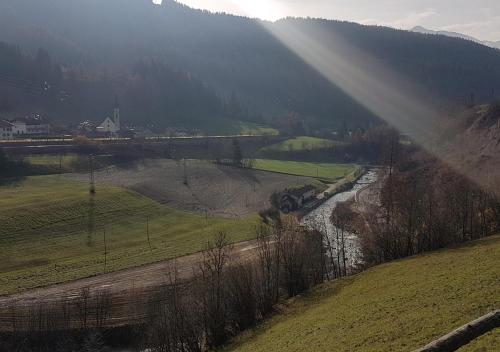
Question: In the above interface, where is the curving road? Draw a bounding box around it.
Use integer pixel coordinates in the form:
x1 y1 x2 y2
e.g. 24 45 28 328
0 239 262 330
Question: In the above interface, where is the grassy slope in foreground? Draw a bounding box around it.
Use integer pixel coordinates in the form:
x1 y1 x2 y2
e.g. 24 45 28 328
0 176 258 295
228 235 500 352
252 159 358 183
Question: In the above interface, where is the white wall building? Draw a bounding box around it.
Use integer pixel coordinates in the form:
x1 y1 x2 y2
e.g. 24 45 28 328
11 121 26 136
0 120 14 140
10 118 50 136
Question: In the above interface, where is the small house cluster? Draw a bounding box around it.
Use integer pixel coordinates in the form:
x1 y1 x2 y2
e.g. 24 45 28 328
278 185 317 213
1 98 200 141
0 116 51 140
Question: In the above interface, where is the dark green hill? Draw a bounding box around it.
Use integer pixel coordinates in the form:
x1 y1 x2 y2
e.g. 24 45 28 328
1 0 500 131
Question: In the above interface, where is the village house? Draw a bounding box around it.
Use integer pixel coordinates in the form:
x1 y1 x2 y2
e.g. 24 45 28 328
10 117 51 137
279 185 317 213
0 120 14 140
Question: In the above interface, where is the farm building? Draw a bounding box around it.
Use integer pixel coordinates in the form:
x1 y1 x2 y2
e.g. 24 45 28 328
279 185 316 213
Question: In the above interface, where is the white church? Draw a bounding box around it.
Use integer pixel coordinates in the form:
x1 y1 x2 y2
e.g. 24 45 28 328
97 99 121 134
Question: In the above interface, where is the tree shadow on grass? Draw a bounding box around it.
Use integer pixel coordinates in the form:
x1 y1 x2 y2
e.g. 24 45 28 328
0 176 26 187
214 162 261 185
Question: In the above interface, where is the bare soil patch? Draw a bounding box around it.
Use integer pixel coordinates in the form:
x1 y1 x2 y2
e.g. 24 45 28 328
66 159 314 218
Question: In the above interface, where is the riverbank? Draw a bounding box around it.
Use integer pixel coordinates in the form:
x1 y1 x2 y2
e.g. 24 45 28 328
301 170 380 271
295 166 366 219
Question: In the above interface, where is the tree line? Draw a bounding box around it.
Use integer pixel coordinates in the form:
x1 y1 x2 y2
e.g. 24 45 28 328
353 150 500 267
2 0 500 131
0 216 328 352
0 42 257 132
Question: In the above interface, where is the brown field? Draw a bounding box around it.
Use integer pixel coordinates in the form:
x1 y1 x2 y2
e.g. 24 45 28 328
66 159 318 218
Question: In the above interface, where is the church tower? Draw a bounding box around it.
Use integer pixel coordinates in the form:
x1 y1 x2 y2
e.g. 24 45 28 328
113 96 121 131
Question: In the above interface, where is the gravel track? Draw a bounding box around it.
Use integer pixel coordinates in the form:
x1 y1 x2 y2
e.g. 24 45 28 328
0 239 262 330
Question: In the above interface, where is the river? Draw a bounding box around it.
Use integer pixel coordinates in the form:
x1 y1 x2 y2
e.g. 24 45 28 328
301 170 379 272
113 171 380 352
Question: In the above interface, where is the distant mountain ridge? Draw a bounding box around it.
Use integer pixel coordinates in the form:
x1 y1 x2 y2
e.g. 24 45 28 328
0 0 500 131
411 26 500 50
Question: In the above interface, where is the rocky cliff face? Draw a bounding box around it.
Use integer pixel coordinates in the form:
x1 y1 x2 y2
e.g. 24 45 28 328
442 104 500 195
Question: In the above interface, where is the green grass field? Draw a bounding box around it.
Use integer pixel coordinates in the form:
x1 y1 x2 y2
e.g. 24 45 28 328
260 136 340 152
228 235 500 352
237 122 279 136
24 154 78 169
252 159 358 182
459 330 500 352
0 176 258 295
23 154 118 174
184 119 279 136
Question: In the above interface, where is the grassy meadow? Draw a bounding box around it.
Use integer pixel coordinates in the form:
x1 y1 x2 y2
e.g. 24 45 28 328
228 235 500 352
459 330 500 351
22 154 118 174
0 176 258 295
237 122 279 136
23 154 78 170
260 136 340 152
252 159 358 183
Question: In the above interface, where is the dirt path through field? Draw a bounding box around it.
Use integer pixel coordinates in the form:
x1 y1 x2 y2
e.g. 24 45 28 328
0 239 261 329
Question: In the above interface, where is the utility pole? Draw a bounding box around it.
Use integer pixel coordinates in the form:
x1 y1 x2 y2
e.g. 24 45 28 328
103 227 107 273
183 159 188 185
146 215 152 252
89 154 95 195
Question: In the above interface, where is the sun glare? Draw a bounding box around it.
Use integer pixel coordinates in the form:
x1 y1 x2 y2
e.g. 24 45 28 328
230 0 283 21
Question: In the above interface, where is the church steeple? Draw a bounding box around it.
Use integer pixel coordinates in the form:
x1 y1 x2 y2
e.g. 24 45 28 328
113 96 120 131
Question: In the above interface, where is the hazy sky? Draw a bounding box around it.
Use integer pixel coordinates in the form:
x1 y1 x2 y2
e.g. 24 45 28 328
154 0 500 42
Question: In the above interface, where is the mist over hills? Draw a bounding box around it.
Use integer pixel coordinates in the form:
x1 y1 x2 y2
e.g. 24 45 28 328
411 26 500 50
1 0 500 132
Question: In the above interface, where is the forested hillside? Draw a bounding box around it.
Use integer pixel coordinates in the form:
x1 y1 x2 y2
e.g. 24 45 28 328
1 0 500 131
0 42 253 131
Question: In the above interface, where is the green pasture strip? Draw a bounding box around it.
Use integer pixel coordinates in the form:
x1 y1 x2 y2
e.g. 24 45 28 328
252 159 358 183
228 236 500 352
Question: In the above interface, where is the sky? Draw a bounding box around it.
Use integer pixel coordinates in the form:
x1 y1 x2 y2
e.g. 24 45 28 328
153 0 500 42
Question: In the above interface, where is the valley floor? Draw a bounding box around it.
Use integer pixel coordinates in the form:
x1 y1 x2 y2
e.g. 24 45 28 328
227 235 500 352
66 159 317 218
0 174 258 295
0 158 349 296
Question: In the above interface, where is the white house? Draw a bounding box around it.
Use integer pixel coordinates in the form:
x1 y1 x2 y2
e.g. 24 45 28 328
10 117 50 136
97 100 121 134
0 120 14 140
11 120 26 135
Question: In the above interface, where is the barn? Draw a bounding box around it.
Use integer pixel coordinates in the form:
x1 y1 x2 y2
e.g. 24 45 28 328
279 185 316 213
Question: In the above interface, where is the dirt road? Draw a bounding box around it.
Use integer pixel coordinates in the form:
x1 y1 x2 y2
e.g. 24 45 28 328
0 239 262 330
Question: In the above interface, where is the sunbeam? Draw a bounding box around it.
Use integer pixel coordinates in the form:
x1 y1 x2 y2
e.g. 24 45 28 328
263 19 442 147
253 18 498 195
